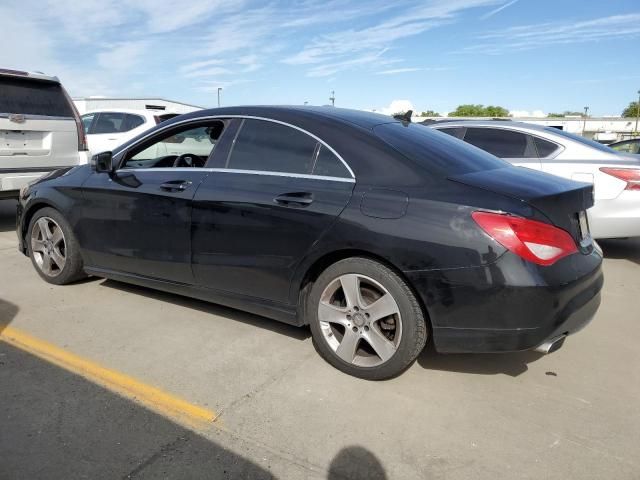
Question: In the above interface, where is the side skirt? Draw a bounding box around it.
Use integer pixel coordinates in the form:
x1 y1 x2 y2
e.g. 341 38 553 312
84 266 302 326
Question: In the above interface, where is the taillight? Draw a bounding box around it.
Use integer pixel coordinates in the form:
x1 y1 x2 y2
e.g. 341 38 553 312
599 167 640 191
61 86 88 151
472 211 578 266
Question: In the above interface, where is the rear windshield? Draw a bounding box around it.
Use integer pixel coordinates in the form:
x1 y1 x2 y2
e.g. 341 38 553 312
374 122 509 176
0 77 74 117
544 127 616 154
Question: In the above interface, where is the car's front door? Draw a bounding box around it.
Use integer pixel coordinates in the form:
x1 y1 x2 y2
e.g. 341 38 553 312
77 120 227 283
191 117 355 305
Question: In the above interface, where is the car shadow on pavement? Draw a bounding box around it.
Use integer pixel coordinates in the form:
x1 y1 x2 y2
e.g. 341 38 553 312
418 342 544 377
0 199 17 233
100 279 311 341
598 237 640 266
0 298 18 335
1 340 387 479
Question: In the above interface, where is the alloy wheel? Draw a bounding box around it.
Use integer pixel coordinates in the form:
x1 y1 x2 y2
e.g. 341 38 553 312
318 274 402 367
31 217 66 277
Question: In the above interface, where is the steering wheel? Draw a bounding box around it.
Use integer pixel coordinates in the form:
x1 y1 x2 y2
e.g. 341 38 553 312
173 153 204 168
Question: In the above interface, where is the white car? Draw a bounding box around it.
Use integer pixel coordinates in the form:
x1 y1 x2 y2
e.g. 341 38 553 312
427 120 640 239
81 109 179 154
0 68 89 198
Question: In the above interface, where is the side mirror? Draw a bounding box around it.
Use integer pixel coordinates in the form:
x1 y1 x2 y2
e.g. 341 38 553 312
91 151 114 173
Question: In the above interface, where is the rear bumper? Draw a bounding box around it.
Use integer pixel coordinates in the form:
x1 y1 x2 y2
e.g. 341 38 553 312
0 172 45 193
405 250 604 353
589 190 640 239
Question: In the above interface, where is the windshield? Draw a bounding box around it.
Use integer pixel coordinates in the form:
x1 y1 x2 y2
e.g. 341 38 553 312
544 127 617 154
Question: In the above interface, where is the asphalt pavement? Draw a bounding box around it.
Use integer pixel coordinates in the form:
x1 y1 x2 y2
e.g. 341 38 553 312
1 198 639 479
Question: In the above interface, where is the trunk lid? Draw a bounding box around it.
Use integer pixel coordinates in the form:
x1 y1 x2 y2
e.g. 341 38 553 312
449 166 594 245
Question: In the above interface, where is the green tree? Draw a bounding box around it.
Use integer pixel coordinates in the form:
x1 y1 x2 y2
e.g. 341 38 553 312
484 105 510 117
622 101 640 118
420 110 441 117
448 104 509 117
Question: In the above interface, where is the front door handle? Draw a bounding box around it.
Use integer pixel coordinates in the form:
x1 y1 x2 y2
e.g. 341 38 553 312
274 192 314 207
160 180 192 192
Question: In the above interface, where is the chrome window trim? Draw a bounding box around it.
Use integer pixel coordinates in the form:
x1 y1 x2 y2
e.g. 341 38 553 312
116 114 356 179
115 167 355 183
0 112 74 121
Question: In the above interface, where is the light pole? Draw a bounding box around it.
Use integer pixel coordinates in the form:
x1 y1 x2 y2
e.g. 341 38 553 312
635 89 640 135
217 87 222 108
329 90 335 107
583 106 589 136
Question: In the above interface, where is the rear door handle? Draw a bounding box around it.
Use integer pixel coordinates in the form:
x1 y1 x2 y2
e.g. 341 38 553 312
274 192 314 207
160 180 192 192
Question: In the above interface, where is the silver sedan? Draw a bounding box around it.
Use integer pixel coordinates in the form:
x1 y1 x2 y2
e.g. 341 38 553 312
427 120 640 239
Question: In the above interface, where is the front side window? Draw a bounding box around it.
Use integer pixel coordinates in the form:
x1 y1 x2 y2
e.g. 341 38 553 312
81 113 95 133
93 112 126 134
122 122 224 169
464 128 535 158
227 119 317 174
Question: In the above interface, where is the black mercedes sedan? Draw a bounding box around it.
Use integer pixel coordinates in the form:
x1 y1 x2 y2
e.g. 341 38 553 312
16 106 603 379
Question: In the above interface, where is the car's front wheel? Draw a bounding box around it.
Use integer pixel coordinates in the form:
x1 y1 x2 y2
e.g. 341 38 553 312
308 257 427 380
27 207 86 285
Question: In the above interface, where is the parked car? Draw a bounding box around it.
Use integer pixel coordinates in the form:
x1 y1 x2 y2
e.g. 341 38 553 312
609 138 640 155
426 120 640 239
81 109 179 154
17 107 603 379
0 68 89 199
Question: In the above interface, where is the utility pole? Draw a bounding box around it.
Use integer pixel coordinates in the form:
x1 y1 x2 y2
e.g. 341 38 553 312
635 89 640 135
217 87 222 108
583 106 589 136
329 90 335 107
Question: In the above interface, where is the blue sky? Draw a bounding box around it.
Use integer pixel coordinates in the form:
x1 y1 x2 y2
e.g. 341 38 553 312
2 0 640 116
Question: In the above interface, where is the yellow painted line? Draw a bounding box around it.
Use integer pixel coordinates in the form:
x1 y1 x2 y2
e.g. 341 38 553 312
0 326 219 429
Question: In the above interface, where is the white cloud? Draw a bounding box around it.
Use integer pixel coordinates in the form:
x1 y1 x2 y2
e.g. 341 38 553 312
458 13 640 54
96 41 150 70
283 0 499 76
509 109 547 118
480 0 519 20
376 67 424 75
372 100 416 116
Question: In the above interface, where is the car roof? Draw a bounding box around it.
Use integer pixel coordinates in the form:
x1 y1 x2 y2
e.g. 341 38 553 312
172 105 399 131
426 119 550 132
83 108 174 116
0 68 59 83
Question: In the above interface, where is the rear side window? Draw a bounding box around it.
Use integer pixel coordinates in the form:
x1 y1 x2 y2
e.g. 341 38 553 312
374 123 508 176
464 128 532 158
227 119 317 174
122 114 145 131
534 137 560 158
93 112 125 134
0 77 74 117
313 145 350 178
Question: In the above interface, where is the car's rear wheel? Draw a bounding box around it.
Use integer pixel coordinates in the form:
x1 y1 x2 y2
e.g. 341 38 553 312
27 207 86 285
308 257 427 380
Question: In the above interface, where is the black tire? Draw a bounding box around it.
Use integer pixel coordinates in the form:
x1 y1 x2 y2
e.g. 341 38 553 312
27 207 86 285
308 257 427 380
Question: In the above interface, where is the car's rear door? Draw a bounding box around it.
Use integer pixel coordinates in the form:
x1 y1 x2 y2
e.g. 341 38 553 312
77 120 227 284
191 117 355 305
